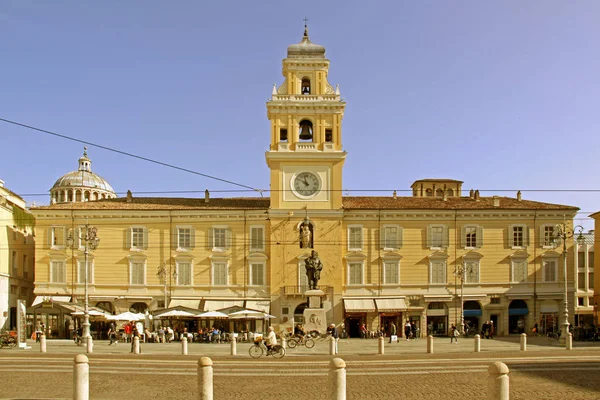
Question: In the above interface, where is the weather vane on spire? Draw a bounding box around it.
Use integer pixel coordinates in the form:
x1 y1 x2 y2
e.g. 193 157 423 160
83 146 88 157
303 17 309 27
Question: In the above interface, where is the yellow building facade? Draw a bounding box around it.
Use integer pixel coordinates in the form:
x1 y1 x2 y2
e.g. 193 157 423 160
32 29 581 338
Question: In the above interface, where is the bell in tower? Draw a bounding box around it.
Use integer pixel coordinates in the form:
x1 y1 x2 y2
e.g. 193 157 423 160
299 120 313 141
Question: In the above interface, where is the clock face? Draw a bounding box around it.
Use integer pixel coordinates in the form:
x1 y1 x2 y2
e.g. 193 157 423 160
292 172 321 197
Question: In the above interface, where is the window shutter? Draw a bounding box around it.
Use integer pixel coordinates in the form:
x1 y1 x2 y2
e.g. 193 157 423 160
172 228 178 249
442 226 449 248
190 227 196 250
143 227 149 249
47 227 53 248
539 226 545 247
476 226 484 248
125 228 132 250
524 225 529 246
426 226 432 248
397 227 403 249
507 225 513 247
225 229 232 250
379 227 385 249
207 228 213 250
461 226 466 248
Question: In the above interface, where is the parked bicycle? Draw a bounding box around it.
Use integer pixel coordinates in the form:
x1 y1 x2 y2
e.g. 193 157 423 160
287 336 315 349
546 329 561 343
0 331 17 349
248 338 285 359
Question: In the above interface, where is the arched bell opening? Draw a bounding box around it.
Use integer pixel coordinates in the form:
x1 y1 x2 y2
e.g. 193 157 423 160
299 120 313 141
301 77 311 95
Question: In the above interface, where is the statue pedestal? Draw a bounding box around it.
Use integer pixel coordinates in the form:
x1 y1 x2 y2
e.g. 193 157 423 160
303 290 327 334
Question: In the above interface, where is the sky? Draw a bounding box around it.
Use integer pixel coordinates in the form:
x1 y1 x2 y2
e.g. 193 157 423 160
1 1 599 229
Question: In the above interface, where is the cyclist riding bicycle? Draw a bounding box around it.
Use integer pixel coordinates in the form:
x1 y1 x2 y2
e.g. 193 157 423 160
265 326 277 354
294 323 306 343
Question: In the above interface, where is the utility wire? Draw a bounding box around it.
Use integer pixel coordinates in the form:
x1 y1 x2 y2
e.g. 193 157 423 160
0 117 261 193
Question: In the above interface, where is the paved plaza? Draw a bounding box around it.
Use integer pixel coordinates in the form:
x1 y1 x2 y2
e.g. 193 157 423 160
1 336 600 399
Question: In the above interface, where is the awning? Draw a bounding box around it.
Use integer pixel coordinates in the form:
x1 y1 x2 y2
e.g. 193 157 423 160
343 299 376 312
463 309 483 317
168 299 201 309
375 298 407 312
508 308 529 316
32 296 71 306
245 300 271 313
203 300 244 311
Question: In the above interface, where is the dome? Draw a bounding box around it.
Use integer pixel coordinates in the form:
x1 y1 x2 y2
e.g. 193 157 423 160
287 26 326 59
50 148 117 204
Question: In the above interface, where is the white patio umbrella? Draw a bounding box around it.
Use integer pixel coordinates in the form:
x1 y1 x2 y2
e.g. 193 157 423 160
196 311 229 319
72 309 109 317
157 309 196 318
228 310 269 320
107 311 142 321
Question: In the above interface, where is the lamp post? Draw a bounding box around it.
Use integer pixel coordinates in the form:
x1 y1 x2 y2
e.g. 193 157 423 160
454 262 474 335
551 222 584 344
67 223 99 350
156 262 168 308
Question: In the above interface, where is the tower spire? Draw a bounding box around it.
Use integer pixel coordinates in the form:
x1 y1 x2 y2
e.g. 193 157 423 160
303 17 309 39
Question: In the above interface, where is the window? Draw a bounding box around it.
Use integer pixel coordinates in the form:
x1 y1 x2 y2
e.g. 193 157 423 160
381 225 402 250
325 129 333 142
210 227 231 251
11 251 17 275
20 287 28 297
427 225 448 249
50 261 66 283
212 262 228 285
130 262 145 285
464 261 480 283
250 226 265 251
132 228 145 249
280 128 288 142
589 253 595 268
22 254 27 277
541 225 556 248
383 261 399 284
590 273 594 289
49 226 65 248
543 260 557 282
512 260 528 283
509 225 528 248
77 260 93 284
578 272 586 290
490 297 501 305
463 226 483 249
430 261 446 284
177 262 192 285
177 227 194 250
348 226 363 251
578 297 585 306
578 252 586 267
250 263 265 286
348 262 363 285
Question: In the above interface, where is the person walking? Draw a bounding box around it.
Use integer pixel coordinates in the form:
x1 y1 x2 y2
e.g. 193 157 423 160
388 322 397 343
450 324 459 344
404 320 411 341
107 322 117 346
327 323 339 354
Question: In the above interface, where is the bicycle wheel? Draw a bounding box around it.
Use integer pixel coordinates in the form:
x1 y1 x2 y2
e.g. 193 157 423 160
304 338 315 348
272 345 285 359
249 344 263 359
287 338 298 348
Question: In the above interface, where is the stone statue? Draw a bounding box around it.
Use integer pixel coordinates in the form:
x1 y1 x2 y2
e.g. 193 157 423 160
304 250 323 290
300 223 312 249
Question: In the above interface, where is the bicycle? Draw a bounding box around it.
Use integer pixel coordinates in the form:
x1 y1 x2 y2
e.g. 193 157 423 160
287 336 315 349
248 339 285 359
546 330 561 343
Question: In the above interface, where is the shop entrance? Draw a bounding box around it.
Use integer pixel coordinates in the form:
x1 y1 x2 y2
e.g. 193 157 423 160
345 315 363 338
426 302 448 336
508 300 528 334
379 314 400 337
463 301 482 333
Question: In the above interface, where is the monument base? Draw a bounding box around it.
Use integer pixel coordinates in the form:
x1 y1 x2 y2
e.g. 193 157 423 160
305 289 325 309
303 308 327 335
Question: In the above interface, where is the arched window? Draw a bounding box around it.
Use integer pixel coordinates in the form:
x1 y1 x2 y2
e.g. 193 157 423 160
446 189 454 197
299 120 313 141
95 301 114 314
301 78 311 95
425 189 433 197
129 302 148 313
436 189 444 198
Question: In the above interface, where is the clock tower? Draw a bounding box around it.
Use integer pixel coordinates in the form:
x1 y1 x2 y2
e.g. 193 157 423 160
265 26 346 211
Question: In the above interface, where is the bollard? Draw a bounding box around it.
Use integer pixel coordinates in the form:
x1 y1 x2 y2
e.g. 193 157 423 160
488 361 509 400
329 335 336 355
40 334 47 353
73 354 89 400
520 333 527 351
328 357 346 400
197 357 213 400
566 333 572 350
182 336 188 355
281 337 286 349
133 336 140 354
378 336 384 355
474 334 481 353
427 335 433 354
230 336 236 355
86 336 93 354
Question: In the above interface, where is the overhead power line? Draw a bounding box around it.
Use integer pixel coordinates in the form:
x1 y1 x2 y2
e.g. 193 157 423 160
0 117 261 193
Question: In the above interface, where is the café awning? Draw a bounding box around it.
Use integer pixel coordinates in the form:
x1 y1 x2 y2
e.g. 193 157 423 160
245 300 271 313
32 296 71 306
203 300 244 311
168 299 201 309
375 298 408 312
343 299 376 312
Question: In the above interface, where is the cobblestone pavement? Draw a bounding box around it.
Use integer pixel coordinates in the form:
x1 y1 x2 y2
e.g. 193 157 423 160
1 337 599 399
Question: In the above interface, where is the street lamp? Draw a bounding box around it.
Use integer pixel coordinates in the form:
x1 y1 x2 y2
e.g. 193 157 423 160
454 262 474 335
551 222 584 343
67 223 99 351
156 262 168 308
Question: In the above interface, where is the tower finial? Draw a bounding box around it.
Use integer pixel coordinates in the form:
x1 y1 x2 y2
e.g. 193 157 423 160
303 17 309 38
83 146 88 157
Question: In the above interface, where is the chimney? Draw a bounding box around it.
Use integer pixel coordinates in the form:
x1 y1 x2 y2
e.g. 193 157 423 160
493 196 500 207
205 189 210 203
517 190 522 201
126 190 133 203
474 190 480 201
393 190 397 199
469 189 474 199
